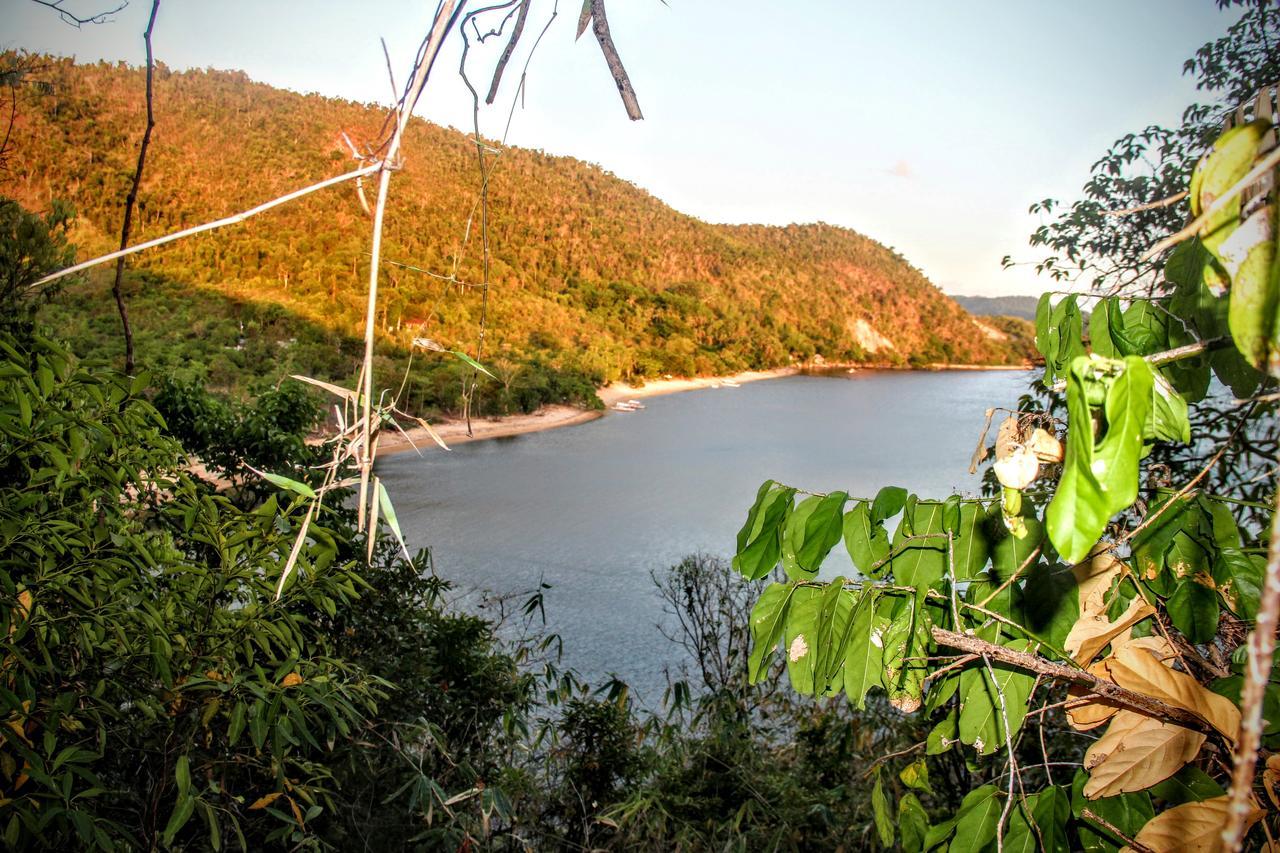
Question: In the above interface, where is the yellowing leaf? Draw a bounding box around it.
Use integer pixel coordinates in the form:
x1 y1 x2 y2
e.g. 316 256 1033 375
1123 795 1263 852
1083 710 1205 798
281 672 304 688
1065 596 1154 666
1108 646 1241 742
249 791 283 810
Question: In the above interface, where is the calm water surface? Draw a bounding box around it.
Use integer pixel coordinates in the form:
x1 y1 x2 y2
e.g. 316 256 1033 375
376 370 1031 703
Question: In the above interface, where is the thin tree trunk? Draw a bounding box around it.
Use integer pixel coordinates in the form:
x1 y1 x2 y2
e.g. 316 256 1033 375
111 0 160 375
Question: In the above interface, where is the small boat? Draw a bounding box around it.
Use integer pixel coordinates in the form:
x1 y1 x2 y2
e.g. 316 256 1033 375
626 399 646 409
721 379 741 388
612 401 643 412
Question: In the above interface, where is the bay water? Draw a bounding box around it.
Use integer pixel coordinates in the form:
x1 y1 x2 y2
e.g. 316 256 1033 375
375 369 1032 704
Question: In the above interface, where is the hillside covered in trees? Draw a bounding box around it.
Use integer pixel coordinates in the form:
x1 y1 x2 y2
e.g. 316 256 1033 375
7 55 1027 414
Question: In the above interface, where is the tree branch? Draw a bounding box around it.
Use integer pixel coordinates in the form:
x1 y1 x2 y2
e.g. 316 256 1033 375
931 627 1216 734
1047 337 1228 393
484 0 530 104
30 0 127 27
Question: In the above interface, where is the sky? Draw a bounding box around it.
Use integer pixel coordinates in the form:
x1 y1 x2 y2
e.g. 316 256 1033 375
6 0 1235 296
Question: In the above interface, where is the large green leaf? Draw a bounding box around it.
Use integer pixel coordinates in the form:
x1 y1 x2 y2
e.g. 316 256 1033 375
882 593 932 711
733 480 796 580
957 637 1037 755
1148 765 1225 806
1018 560 1078 654
796 491 848 574
812 580 856 695
843 501 891 577
1046 355 1154 564
892 499 948 590
948 785 1001 853
898 792 929 853
782 495 823 580
747 582 795 683
1167 577 1220 644
843 589 893 709
1006 787 1070 853
872 771 894 848
1071 768 1154 853
871 485 909 524
949 501 991 581
1215 546 1264 620
783 586 823 694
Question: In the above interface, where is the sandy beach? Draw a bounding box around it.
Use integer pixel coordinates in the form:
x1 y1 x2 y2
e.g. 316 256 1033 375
375 362 1027 457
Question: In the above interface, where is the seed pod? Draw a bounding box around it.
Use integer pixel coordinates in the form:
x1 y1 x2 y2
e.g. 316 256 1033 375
993 445 1040 490
1028 427 1064 464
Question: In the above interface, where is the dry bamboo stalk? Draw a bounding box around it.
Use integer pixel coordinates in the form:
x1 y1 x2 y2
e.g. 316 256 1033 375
31 162 383 290
357 0 462 533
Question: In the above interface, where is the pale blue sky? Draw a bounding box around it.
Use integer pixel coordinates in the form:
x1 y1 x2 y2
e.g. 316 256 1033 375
6 1 1231 296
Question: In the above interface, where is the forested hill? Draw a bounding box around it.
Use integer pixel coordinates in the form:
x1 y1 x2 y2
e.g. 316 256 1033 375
8 56 1028 408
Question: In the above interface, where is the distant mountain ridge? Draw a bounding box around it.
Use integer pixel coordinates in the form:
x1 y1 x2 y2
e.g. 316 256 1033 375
950 295 1039 320
7 56 1030 405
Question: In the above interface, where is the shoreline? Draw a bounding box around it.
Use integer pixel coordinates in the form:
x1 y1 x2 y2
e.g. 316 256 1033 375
375 362 1032 458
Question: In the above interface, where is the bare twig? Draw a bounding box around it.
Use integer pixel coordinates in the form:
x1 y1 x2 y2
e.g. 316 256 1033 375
110 0 160 375
1103 190 1188 217
30 0 127 26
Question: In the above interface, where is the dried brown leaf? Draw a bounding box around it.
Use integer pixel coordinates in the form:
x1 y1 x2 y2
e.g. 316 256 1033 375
1083 710 1205 798
249 791 283 810
1108 646 1241 742
1123 795 1263 852
1066 596 1154 666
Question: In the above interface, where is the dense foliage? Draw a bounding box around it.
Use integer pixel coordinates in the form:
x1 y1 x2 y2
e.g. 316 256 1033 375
730 5 1280 848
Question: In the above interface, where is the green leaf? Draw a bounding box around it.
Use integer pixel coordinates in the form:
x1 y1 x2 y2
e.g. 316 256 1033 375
898 792 929 853
451 349 496 378
733 481 796 580
1147 374 1190 444
813 580 856 695
1071 768 1154 853
1118 300 1169 357
1167 578 1220 644
783 587 823 694
1216 547 1264 620
1148 765 1225 806
747 582 795 683
1006 787 1071 853
1018 560 1078 653
872 771 894 848
949 501 991 582
259 471 316 499
926 708 958 755
228 702 247 746
957 638 1036 755
949 784 1001 853
161 791 196 845
795 491 848 574
782 495 824 581
899 757 933 794
1046 355 1154 564
1090 297 1122 358
372 481 410 562
175 754 191 798
871 485 909 524
892 500 947 590
882 593 932 710
843 589 890 709
843 501 891 576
